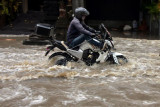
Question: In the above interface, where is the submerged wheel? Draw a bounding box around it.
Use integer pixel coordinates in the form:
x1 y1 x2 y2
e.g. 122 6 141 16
117 56 128 65
49 55 67 66
55 58 67 66
48 52 72 66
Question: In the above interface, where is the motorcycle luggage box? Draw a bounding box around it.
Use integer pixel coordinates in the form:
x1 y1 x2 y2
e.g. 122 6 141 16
35 23 52 37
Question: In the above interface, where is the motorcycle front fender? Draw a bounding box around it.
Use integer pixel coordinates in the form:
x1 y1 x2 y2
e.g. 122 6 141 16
45 45 55 56
108 52 126 64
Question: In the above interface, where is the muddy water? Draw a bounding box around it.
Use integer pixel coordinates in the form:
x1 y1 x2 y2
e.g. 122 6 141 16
0 33 160 107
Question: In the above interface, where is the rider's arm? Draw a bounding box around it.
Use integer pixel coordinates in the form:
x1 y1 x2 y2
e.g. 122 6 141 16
73 20 95 36
81 21 96 33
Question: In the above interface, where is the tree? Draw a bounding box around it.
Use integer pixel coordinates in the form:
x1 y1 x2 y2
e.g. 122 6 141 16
0 0 22 22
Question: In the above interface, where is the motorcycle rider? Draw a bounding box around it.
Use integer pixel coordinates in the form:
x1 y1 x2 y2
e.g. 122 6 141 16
67 7 107 50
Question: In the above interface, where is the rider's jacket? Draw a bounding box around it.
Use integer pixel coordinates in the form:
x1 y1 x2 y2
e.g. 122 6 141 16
67 17 96 45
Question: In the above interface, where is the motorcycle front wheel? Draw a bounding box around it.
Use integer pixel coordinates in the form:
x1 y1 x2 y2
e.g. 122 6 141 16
117 56 128 65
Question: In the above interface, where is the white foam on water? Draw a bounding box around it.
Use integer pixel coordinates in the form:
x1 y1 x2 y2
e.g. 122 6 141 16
1 84 48 107
29 95 47 106
0 88 21 102
62 89 109 106
143 101 157 105
0 84 31 102
62 91 88 105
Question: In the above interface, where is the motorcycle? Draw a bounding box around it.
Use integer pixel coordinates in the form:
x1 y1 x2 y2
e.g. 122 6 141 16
45 23 128 66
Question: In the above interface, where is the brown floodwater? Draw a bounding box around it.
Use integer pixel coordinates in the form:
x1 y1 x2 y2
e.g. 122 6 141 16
0 32 160 107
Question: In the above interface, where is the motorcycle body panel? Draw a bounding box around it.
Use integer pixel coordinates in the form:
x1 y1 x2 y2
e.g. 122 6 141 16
67 49 83 59
96 52 108 63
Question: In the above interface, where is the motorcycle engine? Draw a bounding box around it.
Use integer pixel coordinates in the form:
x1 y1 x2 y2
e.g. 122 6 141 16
82 49 99 66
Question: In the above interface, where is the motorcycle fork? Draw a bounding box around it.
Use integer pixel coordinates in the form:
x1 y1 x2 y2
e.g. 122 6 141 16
112 53 119 64
105 51 119 64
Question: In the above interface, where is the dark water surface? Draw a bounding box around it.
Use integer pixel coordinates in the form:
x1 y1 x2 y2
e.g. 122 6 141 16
0 33 160 107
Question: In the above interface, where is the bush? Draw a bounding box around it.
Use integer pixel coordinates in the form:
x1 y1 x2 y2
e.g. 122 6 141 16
0 0 22 22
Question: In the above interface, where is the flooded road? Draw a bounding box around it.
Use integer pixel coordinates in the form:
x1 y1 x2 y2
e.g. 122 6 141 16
0 33 160 107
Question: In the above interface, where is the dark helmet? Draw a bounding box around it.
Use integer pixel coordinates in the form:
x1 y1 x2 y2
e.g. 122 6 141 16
74 7 90 19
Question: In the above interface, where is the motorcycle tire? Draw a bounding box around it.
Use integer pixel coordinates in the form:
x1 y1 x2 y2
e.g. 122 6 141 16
55 58 67 66
49 52 72 66
117 56 128 65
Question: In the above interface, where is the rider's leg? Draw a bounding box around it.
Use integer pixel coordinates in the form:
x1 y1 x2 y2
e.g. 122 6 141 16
69 34 86 49
85 36 108 50
84 36 103 49
69 34 106 50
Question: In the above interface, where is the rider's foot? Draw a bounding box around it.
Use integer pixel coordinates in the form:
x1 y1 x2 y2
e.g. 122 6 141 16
101 41 107 50
61 41 69 49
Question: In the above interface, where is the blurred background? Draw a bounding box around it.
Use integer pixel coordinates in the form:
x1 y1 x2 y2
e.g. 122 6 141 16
0 0 160 40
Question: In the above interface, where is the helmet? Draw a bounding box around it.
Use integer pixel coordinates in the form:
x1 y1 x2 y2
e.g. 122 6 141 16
74 7 89 19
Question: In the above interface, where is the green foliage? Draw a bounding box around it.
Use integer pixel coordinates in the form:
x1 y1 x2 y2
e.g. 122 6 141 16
0 0 21 16
0 0 9 15
0 0 22 23
145 1 160 20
